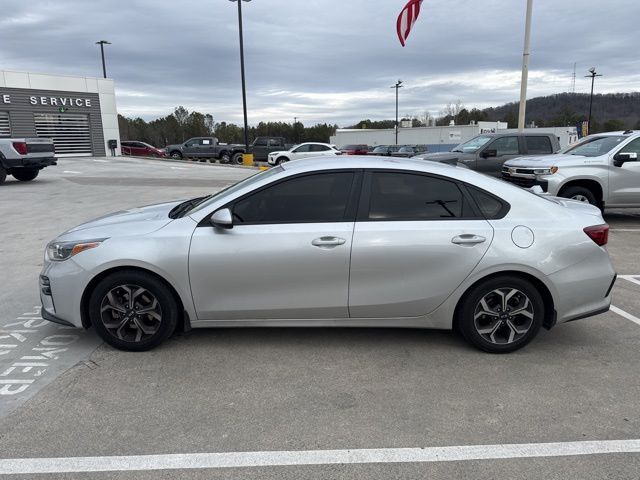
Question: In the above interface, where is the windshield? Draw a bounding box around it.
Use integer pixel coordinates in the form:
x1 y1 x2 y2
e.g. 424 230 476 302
563 135 628 157
453 135 493 153
373 146 387 152
187 166 283 215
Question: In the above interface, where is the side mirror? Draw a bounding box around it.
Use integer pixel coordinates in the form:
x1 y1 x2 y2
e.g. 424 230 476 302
210 208 233 229
614 152 638 167
481 149 497 158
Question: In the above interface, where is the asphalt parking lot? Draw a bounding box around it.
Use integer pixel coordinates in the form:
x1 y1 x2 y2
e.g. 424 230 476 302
1 156 640 479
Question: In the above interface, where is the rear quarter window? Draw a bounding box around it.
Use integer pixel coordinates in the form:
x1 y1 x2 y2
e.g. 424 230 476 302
467 185 510 219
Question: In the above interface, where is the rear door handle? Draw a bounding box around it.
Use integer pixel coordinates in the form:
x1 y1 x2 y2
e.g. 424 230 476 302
452 234 486 245
312 236 346 248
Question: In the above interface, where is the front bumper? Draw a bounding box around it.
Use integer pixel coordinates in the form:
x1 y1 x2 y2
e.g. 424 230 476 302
40 259 89 329
3 156 57 169
501 172 548 191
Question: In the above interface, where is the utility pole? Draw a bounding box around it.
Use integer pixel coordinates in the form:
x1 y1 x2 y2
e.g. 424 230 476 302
585 67 602 135
230 0 252 161
95 40 111 78
517 0 533 132
390 80 403 144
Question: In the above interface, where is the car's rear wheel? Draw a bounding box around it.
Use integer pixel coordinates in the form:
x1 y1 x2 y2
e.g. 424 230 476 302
220 152 231 163
89 270 178 351
0 166 6 184
559 186 597 206
457 276 544 353
12 168 39 182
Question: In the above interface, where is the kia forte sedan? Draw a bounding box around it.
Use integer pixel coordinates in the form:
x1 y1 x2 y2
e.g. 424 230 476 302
40 157 616 353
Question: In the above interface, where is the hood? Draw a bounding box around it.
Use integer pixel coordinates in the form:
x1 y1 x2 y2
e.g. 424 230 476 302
57 200 181 241
268 150 287 157
504 154 583 168
414 152 473 164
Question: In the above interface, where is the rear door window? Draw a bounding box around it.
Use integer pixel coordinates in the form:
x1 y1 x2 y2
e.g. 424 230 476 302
525 136 553 154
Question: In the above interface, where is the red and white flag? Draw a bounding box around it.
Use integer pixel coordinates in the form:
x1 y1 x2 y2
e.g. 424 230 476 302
396 0 423 47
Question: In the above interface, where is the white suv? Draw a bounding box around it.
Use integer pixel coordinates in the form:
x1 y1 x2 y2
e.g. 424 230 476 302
267 142 341 166
502 130 640 209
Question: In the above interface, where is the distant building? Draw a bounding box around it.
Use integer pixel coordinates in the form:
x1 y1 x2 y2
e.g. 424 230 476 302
331 122 578 151
0 70 120 156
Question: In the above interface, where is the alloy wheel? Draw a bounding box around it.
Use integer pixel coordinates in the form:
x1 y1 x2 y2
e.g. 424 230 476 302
473 288 534 345
99 284 162 343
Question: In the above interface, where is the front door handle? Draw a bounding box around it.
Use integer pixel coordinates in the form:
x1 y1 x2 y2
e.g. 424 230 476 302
312 236 346 248
452 234 486 245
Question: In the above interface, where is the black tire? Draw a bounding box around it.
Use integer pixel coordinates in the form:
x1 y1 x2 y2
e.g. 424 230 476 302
276 156 289 165
559 186 598 206
456 275 544 354
220 152 231 163
0 165 6 184
89 270 179 351
232 152 244 165
12 168 39 182
170 151 183 159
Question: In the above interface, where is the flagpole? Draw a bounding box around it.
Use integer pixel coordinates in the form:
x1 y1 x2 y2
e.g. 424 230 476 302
517 0 533 132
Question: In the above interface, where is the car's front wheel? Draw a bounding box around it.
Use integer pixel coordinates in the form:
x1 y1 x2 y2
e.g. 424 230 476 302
559 186 598 206
170 151 183 159
456 276 544 353
232 152 244 165
12 168 39 182
0 166 6 184
89 270 178 351
276 156 289 165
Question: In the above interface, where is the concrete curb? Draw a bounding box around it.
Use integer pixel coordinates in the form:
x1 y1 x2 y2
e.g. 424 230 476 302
120 155 264 170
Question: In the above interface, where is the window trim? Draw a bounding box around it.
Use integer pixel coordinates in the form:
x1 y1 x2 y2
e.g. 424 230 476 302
217 169 363 226
357 169 485 222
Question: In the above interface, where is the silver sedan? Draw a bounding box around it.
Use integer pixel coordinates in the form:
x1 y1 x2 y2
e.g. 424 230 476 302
40 157 616 353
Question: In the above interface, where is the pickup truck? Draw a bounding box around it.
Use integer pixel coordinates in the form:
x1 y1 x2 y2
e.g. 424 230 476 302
502 130 640 210
165 137 245 163
413 132 561 177
165 136 291 164
0 137 56 184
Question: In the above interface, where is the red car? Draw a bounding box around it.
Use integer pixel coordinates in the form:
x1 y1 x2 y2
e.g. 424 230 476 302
121 141 166 157
340 144 369 155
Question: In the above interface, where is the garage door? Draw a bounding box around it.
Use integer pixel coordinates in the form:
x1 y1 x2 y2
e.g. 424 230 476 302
34 113 92 156
0 112 10 137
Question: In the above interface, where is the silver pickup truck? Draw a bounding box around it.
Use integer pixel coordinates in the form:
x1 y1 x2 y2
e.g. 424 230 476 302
502 130 640 210
0 137 56 184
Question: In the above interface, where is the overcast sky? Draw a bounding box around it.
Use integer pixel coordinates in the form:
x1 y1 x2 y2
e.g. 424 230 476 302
1 0 639 126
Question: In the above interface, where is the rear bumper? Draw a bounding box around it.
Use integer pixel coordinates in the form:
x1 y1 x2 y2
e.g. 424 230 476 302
3 156 57 169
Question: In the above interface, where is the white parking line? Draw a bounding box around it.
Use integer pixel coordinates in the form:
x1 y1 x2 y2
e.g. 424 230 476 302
62 170 82 174
1 439 640 474
610 305 640 327
609 229 640 232
619 275 640 287
93 159 108 163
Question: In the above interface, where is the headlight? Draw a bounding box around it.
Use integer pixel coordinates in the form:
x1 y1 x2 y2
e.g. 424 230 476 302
533 166 558 175
46 238 107 261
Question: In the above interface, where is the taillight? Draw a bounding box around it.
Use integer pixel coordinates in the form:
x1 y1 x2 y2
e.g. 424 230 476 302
12 141 28 155
583 224 609 246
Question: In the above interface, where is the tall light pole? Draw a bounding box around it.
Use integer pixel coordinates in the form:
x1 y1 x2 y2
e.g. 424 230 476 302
95 40 111 79
230 0 251 157
390 80 403 145
517 0 533 132
585 67 602 135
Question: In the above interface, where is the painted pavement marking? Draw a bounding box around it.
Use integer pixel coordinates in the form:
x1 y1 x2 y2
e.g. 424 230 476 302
1 439 640 474
0 307 101 417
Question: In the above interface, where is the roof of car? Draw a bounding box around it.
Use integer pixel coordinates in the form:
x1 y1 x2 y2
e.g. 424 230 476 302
281 155 456 174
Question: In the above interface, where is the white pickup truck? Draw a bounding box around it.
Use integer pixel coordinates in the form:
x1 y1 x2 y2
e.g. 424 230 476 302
0 137 56 184
501 130 640 210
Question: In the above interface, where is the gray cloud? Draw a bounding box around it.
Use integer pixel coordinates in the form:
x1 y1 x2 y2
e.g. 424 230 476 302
1 0 638 126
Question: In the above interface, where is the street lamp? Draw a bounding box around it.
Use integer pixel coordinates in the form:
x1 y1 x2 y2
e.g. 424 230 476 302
229 0 252 157
95 40 111 79
585 67 602 135
390 80 403 145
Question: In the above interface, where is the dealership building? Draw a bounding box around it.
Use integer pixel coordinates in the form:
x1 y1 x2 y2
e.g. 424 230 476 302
0 70 121 156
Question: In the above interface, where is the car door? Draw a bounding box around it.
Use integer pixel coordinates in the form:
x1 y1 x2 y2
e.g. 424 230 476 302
189 170 360 320
183 139 201 157
477 136 521 177
290 144 313 160
608 138 640 205
349 171 494 318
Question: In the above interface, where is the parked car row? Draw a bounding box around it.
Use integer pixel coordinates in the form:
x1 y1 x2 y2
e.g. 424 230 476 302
339 144 428 157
